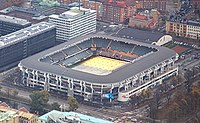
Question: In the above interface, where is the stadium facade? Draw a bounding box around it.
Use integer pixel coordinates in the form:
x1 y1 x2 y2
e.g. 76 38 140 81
0 22 56 71
0 15 31 37
49 7 96 41
19 35 178 103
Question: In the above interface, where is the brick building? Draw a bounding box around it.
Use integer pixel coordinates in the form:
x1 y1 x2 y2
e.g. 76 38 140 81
192 0 200 10
83 0 103 20
0 0 23 10
101 0 136 23
129 9 160 29
138 0 167 11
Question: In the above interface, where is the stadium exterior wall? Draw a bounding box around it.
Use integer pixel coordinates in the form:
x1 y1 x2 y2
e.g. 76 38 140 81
18 34 178 103
18 51 178 103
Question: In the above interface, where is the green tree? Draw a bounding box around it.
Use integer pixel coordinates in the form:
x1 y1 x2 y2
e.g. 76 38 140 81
29 90 49 114
67 96 79 111
51 102 60 111
12 89 18 97
0 85 2 92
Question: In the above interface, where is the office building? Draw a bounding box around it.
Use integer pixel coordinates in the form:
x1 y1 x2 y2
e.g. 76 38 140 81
0 15 31 36
49 7 96 41
0 22 56 71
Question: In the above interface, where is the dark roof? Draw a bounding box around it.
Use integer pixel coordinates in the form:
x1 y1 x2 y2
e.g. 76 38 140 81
113 28 164 44
19 34 176 84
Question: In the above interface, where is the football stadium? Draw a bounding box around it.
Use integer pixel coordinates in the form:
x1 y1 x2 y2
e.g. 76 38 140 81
19 34 178 103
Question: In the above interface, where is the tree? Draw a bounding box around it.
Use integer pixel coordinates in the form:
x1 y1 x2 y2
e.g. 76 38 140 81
12 89 18 97
51 102 60 111
67 96 79 111
29 90 49 114
0 85 2 92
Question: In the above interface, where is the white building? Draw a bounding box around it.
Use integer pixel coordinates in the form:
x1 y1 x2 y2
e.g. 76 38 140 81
186 20 200 39
49 7 96 41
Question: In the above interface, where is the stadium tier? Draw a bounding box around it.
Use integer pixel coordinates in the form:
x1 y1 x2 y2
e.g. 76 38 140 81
19 35 178 103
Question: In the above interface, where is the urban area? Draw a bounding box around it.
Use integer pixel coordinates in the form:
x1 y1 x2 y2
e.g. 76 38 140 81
0 0 200 123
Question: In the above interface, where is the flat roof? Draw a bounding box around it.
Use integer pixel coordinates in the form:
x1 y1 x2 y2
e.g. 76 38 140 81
0 15 31 26
39 110 113 123
49 7 96 20
0 22 55 48
19 34 176 84
113 27 164 44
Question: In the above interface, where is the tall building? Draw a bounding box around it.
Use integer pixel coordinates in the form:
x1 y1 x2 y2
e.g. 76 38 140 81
139 0 167 11
83 0 103 20
0 102 38 123
49 7 96 41
101 0 136 23
0 15 31 37
38 110 113 123
0 22 56 71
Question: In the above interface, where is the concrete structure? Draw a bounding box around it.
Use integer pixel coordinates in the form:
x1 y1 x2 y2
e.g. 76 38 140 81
0 102 38 123
19 34 178 103
0 15 31 36
0 22 56 71
49 7 96 41
38 110 112 123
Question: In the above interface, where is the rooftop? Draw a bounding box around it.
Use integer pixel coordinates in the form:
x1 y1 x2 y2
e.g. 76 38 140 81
0 22 55 48
0 15 31 26
113 27 164 44
0 102 37 120
39 110 113 123
49 7 96 20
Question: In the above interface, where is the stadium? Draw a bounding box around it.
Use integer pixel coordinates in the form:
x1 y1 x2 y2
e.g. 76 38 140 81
19 34 178 103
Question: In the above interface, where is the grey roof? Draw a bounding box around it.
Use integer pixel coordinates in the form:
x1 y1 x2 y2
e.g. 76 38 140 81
19 34 176 84
187 20 200 27
0 15 31 26
0 22 55 48
113 28 165 44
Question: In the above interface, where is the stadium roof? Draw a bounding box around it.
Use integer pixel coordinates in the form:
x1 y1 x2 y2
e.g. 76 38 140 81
0 15 31 26
19 34 176 84
113 28 165 44
0 22 55 48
